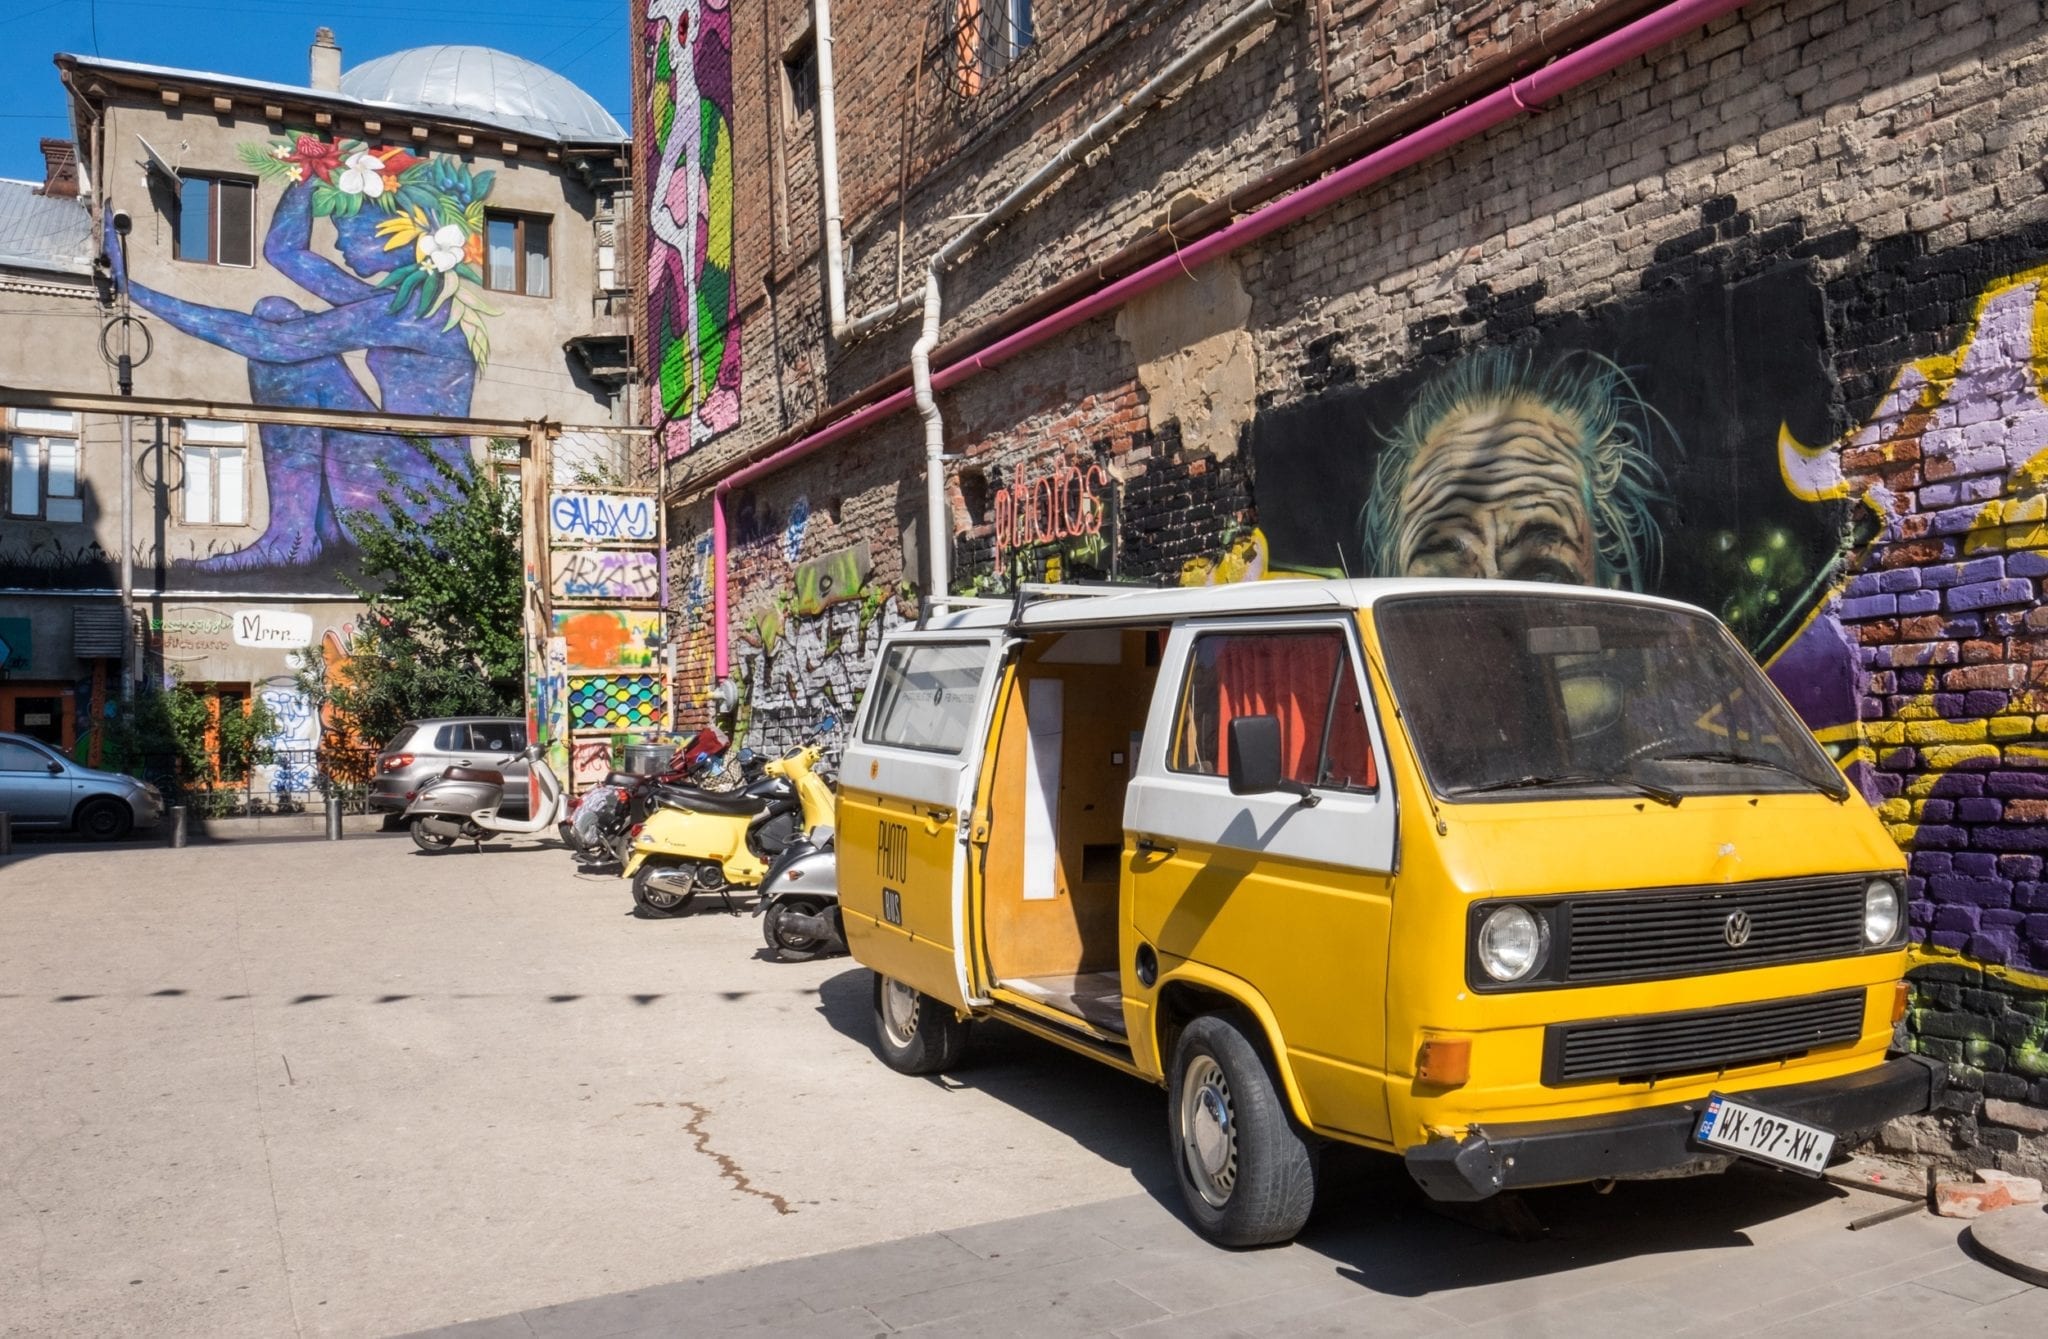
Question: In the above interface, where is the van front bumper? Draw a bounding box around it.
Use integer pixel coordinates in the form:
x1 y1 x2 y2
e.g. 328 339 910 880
1403 1053 1945 1202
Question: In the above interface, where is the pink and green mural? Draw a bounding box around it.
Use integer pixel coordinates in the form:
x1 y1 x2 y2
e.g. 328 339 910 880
107 134 500 587
643 0 741 460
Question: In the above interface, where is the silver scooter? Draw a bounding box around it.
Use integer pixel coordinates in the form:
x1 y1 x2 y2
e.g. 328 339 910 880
755 825 844 960
403 743 569 853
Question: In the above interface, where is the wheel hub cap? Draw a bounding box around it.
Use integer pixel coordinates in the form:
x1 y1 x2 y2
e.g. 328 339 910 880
881 980 919 1044
1180 1056 1237 1207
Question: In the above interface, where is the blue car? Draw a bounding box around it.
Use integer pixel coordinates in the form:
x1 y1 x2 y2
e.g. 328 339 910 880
0 732 164 840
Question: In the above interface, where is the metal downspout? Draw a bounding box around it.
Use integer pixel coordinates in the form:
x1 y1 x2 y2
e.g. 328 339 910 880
814 0 849 336
714 0 1754 677
912 268 948 599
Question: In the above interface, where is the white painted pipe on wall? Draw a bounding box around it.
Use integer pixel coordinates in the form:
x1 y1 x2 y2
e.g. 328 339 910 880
814 0 849 338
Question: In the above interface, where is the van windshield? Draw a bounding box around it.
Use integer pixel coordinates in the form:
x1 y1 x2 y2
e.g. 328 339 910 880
1374 592 1848 803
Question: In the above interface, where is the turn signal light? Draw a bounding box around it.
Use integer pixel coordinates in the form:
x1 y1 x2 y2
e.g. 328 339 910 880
382 753 414 772
1416 1037 1471 1087
1892 980 1910 1025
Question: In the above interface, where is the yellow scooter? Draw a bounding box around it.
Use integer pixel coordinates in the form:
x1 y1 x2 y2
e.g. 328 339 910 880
623 743 835 917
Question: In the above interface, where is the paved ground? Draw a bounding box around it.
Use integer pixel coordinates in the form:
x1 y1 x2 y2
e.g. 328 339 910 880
3 833 2044 1338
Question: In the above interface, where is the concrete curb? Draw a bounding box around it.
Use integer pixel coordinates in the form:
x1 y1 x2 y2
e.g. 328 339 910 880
192 813 393 841
1969 1202 2048 1289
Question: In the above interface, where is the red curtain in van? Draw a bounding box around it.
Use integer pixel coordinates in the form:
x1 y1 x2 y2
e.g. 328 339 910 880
1213 634 1374 788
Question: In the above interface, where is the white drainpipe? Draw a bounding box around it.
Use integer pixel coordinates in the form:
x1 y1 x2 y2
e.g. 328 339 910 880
814 0 850 336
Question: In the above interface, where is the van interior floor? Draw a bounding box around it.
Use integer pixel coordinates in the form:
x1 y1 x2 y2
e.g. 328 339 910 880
1000 971 1125 1034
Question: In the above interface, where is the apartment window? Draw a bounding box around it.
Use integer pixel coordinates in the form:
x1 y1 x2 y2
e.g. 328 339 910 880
174 175 256 267
484 212 551 297
783 29 818 128
7 409 83 523
948 0 1033 96
182 420 247 526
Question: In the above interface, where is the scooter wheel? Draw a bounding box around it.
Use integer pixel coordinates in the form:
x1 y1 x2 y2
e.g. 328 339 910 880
410 818 459 853
631 861 698 917
764 897 825 961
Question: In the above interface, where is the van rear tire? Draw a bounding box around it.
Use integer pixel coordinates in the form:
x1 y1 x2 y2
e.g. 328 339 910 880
1168 1014 1319 1247
872 974 969 1075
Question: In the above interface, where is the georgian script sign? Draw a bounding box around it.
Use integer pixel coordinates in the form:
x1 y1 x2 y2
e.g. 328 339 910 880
549 549 661 603
549 491 657 544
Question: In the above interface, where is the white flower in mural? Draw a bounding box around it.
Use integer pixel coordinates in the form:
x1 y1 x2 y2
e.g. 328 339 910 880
336 151 388 197
416 224 468 273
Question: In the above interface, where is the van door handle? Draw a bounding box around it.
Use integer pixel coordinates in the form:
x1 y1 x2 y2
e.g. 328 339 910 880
923 806 955 835
1135 836 1177 858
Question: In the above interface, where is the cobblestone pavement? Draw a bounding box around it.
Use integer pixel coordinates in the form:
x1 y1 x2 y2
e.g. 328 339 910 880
3 834 2043 1337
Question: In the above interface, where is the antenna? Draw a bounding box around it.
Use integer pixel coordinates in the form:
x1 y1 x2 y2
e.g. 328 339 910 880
1335 544 1353 581
136 134 179 184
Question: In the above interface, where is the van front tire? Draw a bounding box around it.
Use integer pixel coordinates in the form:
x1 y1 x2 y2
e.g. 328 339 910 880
1169 1014 1319 1247
872 974 969 1075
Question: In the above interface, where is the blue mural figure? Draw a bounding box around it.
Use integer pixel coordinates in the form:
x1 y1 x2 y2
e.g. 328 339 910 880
110 136 500 572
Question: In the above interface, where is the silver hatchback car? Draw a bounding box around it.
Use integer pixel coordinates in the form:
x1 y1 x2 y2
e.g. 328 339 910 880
368 717 531 818
0 732 165 839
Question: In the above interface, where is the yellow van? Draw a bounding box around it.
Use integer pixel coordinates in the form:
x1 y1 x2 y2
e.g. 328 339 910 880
836 579 1942 1245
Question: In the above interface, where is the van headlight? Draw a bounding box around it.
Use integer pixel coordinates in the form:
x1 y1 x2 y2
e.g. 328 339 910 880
1476 905 1549 983
1864 877 1902 947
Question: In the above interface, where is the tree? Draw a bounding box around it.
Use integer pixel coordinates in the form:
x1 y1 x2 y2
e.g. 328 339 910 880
317 444 525 746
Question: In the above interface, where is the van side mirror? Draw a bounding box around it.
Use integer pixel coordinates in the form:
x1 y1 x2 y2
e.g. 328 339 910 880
1226 716 1318 807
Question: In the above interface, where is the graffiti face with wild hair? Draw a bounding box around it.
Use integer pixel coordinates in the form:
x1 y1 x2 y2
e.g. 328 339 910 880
1362 349 1672 591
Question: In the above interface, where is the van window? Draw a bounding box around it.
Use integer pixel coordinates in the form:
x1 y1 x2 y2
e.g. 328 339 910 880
863 642 989 754
1171 630 1376 791
1374 592 1848 801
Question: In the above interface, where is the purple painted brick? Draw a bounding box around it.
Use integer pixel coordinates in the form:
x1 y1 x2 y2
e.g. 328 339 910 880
1898 590 1941 614
1931 930 1970 951
1931 505 1985 536
1933 905 1981 932
1878 748 1918 771
1977 825 2048 851
1956 853 2000 876
1869 772 1905 799
2007 550 2048 578
1909 899 1936 926
1948 577 2033 610
1921 799 1955 822
1857 696 1886 722
1877 567 1923 593
1927 874 2012 906
1934 692 1972 716
2027 914 2048 940
1914 824 1968 848
1920 483 1959 508
1959 798 2005 823
1907 876 1927 899
1930 773 1987 797
1967 931 2020 965
1990 773 2048 797
1912 852 1954 875
1845 572 1886 598
1964 691 2010 715
1941 616 1984 639
1841 593 1897 619
1923 557 2007 588
1999 855 2044 879
2016 883 2048 911
1982 909 2028 930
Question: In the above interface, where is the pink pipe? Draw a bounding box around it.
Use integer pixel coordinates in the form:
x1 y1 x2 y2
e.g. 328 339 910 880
712 0 1753 676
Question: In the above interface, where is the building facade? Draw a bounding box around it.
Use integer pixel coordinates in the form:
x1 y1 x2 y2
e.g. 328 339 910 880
0 33 633 792
648 0 2048 1168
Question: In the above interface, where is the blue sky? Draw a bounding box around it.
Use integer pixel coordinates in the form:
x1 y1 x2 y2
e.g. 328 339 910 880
0 0 629 183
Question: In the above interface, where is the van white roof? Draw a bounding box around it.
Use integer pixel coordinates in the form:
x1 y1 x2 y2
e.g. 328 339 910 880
916 578 1705 632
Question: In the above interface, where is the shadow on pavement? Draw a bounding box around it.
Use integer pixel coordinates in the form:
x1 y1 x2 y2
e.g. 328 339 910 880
812 966 1854 1293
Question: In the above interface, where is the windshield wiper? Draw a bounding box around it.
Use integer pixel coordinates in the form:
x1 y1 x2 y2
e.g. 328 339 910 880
1636 750 1849 803
1449 772 1682 807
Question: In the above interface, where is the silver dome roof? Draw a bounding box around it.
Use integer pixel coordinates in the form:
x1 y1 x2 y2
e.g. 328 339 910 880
341 46 625 143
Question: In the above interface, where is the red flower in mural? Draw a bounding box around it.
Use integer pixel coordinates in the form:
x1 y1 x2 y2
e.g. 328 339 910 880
370 146 423 176
283 134 341 182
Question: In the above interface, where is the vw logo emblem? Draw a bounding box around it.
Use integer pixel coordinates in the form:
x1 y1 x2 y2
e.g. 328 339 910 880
1723 910 1753 948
